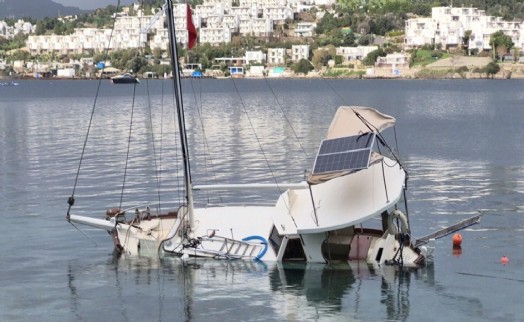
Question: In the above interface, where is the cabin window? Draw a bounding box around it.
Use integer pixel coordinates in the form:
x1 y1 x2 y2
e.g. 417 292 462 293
283 238 306 261
375 248 384 262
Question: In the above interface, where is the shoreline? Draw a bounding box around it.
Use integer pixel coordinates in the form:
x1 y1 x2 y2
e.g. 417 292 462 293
4 67 524 81
4 75 523 80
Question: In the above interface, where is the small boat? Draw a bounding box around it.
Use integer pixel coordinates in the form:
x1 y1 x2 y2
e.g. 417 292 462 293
67 0 479 267
0 81 20 86
111 73 139 84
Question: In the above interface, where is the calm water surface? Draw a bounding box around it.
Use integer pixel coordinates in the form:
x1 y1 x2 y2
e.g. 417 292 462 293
1 79 523 321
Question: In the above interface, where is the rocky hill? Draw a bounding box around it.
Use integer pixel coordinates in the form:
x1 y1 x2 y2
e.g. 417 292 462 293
0 0 86 19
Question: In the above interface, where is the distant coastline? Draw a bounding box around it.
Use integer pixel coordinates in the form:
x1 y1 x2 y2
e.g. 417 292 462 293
3 59 524 81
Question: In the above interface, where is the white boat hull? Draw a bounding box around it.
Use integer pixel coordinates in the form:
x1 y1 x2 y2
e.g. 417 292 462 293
67 102 431 268
69 158 427 267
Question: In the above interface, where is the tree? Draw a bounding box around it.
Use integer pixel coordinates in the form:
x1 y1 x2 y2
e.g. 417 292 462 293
292 58 313 75
412 3 431 16
341 30 356 46
315 12 338 35
358 34 374 46
363 47 386 66
490 30 514 59
463 30 472 54
311 45 335 69
369 14 398 35
512 47 520 63
485 61 500 78
149 48 162 61
127 56 148 74
8 49 31 62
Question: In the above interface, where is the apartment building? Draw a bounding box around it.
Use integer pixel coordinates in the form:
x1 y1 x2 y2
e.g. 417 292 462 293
405 6 524 51
240 0 286 7
294 22 316 37
376 53 409 67
263 6 293 21
245 50 266 64
199 27 231 45
267 48 286 65
239 17 273 37
0 20 34 39
21 0 334 55
336 46 378 61
229 6 260 20
291 44 309 62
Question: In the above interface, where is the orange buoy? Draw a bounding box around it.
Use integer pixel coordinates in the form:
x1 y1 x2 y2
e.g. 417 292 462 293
452 233 462 246
500 255 509 265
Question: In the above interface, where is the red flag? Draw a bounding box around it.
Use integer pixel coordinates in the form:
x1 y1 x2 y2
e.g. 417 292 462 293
187 4 197 49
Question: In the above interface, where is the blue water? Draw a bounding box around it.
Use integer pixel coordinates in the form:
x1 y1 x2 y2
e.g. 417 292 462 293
1 78 523 321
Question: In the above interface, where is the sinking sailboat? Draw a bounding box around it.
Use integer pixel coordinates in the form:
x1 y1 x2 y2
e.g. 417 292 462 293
67 0 479 268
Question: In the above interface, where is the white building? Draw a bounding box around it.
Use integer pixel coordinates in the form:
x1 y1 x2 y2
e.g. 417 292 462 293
245 50 266 64
404 18 437 48
194 3 228 20
57 68 76 78
313 0 336 5
14 20 33 35
199 27 231 45
239 17 273 37
263 6 293 21
294 22 316 37
222 15 240 32
376 53 409 67
405 6 524 52
267 48 286 65
240 0 286 7
336 46 378 61
229 6 259 19
291 44 309 62
21 0 343 55
26 7 196 55
0 19 34 39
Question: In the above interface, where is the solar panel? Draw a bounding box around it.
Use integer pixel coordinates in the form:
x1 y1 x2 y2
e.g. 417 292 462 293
318 132 374 154
312 132 375 175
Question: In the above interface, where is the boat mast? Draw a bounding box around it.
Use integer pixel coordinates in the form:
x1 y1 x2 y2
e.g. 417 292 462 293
166 0 195 226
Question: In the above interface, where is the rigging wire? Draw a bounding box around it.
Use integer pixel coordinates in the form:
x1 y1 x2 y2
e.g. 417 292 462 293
230 78 284 195
188 78 224 204
119 83 139 209
227 77 300 228
145 79 164 216
168 79 184 206
67 0 122 219
139 0 165 216
263 77 312 164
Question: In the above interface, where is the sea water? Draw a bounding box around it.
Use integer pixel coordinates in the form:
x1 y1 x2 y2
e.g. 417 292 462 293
1 78 523 321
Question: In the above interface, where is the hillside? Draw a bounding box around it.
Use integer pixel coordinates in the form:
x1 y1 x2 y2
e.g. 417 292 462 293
0 0 86 19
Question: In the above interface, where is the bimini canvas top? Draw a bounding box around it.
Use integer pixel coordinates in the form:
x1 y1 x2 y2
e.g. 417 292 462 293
325 106 396 139
308 106 396 184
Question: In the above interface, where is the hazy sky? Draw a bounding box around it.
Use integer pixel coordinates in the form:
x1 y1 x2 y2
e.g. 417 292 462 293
53 0 136 10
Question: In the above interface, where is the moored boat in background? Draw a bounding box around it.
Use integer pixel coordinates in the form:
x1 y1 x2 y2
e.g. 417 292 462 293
111 73 139 84
0 81 20 86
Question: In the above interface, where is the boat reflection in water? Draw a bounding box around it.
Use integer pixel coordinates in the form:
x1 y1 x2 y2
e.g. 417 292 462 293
67 256 435 321
268 261 435 321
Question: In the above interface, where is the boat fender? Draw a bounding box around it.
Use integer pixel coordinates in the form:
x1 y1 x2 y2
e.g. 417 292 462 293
106 208 125 218
387 210 409 236
242 235 268 261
